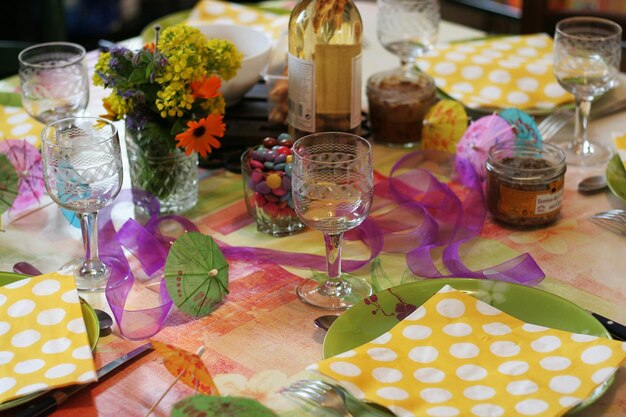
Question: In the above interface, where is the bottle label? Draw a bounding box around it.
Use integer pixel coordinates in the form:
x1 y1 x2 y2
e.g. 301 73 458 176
287 45 361 132
287 53 315 132
315 44 361 128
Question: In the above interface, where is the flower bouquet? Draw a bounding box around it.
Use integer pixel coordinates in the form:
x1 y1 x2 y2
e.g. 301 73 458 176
93 24 242 213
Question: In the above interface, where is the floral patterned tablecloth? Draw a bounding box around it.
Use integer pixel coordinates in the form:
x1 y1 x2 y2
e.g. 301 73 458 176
1 2 626 417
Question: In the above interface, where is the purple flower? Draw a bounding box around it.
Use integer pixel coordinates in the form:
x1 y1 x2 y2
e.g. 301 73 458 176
126 107 158 131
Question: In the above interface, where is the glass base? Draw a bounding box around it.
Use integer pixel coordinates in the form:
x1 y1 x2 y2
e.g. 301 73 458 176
553 138 613 167
59 258 110 292
296 275 372 310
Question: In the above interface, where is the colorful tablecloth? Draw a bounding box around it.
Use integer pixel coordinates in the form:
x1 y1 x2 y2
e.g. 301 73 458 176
0 2 625 416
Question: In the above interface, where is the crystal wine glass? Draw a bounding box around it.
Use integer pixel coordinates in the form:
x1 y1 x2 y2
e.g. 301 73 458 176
18 42 89 124
552 17 622 166
41 117 123 291
377 0 440 77
291 132 373 310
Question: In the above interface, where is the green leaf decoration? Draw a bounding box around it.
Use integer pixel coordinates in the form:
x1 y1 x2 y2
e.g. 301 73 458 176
0 154 18 214
172 395 278 417
164 232 229 317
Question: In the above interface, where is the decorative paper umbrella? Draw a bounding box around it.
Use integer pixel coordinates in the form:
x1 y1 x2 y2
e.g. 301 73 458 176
172 395 278 417
146 341 219 417
455 114 516 181
0 139 45 212
422 99 468 153
499 107 542 142
164 232 229 317
0 154 18 214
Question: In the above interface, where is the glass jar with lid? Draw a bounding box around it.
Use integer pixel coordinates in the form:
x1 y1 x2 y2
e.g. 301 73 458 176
485 141 566 228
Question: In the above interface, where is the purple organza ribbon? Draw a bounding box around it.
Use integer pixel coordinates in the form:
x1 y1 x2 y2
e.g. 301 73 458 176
98 189 199 340
97 150 544 339
223 150 545 285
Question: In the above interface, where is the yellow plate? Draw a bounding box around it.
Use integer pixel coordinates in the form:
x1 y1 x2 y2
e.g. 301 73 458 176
0 271 100 411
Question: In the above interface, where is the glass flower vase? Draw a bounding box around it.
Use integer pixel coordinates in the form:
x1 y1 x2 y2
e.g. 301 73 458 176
125 125 198 214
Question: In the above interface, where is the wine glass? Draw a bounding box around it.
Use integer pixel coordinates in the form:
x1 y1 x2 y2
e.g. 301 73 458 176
377 0 440 77
18 42 89 124
41 117 123 292
291 132 374 310
552 17 622 166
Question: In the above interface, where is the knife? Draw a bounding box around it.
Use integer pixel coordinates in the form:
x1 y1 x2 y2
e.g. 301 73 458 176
13 342 153 417
590 311 626 341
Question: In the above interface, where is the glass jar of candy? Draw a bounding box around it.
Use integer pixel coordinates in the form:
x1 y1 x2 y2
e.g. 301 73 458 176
241 135 306 237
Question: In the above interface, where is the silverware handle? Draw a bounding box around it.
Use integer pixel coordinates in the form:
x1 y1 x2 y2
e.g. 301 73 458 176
591 312 626 341
12 392 65 417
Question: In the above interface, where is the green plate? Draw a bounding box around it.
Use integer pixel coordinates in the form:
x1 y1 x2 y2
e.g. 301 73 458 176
606 153 626 203
324 278 612 415
0 271 100 411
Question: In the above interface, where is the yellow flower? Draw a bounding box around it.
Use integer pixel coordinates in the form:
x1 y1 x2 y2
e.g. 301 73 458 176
100 93 128 121
92 52 111 87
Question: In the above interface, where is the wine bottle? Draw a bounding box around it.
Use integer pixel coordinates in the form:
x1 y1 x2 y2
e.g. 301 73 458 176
287 0 363 138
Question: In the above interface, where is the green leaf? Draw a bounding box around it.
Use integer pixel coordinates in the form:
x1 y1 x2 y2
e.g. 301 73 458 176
129 68 148 84
145 62 154 80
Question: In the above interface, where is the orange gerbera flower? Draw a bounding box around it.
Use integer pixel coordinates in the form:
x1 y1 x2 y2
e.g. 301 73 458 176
175 114 225 157
143 42 156 53
190 75 221 99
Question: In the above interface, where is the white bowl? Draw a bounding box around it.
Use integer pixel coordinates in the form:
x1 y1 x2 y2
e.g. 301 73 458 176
190 23 272 106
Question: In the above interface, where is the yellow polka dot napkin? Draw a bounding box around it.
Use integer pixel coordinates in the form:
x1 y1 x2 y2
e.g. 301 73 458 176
315 285 626 417
0 273 97 404
0 106 42 148
416 34 574 111
187 0 288 41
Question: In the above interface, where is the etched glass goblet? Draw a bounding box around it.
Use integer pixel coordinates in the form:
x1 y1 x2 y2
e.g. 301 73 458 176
18 42 89 124
552 17 622 166
291 132 373 310
377 0 440 77
41 117 123 291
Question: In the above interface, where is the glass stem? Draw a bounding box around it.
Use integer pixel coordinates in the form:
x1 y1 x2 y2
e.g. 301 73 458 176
320 233 345 297
400 57 417 75
77 212 102 272
574 97 592 154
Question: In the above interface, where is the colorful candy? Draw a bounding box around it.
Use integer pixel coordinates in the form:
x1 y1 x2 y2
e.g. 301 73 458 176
243 134 299 228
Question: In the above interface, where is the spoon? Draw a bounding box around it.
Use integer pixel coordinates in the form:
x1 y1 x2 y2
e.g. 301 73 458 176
578 175 608 194
12 261 114 335
314 315 339 331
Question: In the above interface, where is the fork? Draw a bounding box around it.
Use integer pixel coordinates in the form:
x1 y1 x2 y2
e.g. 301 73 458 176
282 379 354 417
590 209 626 235
537 108 574 141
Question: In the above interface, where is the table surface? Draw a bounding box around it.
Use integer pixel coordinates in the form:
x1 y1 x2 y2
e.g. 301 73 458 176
1 2 626 417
